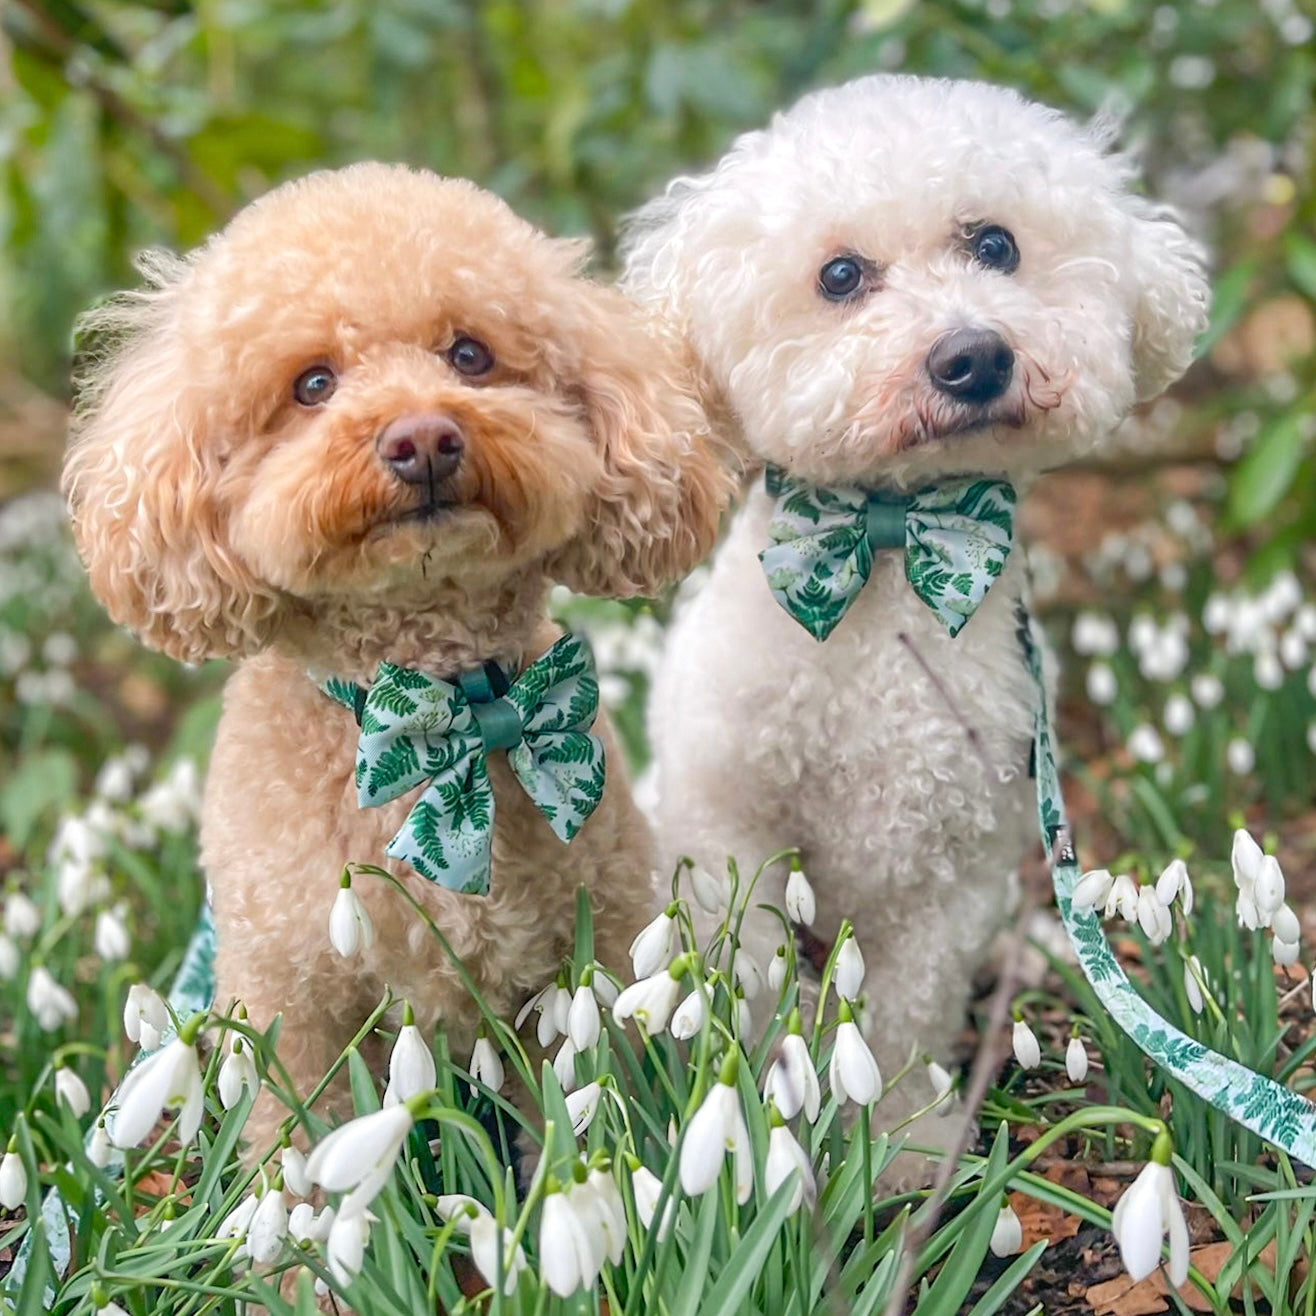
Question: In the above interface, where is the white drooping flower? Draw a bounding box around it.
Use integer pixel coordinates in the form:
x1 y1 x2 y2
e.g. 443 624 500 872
567 973 601 1051
95 753 138 804
304 1101 417 1220
553 1037 580 1093
687 864 729 914
539 1183 605 1297
1154 859 1192 914
1183 955 1206 1014
328 876 374 958
628 906 677 979
1071 611 1119 657
1106 874 1140 923
680 1053 751 1203
54 1065 91 1118
730 946 764 1001
383 1004 437 1108
1011 1017 1041 1070
1226 737 1255 775
612 960 686 1037
629 1164 674 1240
94 905 131 962
1066 1036 1089 1083
926 1058 955 1112
1072 868 1115 912
764 1023 821 1123
123 984 169 1052
1273 902 1301 945
785 866 816 926
767 945 789 994
515 981 571 1048
1162 692 1195 737
138 758 201 835
326 1208 375 1285
1273 937 1300 966
27 965 78 1032
1190 672 1224 708
1128 724 1165 764
669 983 710 1041
434 1195 527 1296
1136 885 1173 945
88 1120 112 1168
111 1031 205 1148
468 1035 505 1096
564 1081 603 1136
0 1140 27 1209
1254 855 1286 917
989 1199 1023 1257
217 1030 259 1112
1086 662 1118 706
764 1119 816 1214
833 935 865 1000
578 1166 627 1267
829 1002 882 1106
246 1181 289 1265
1110 1134 1189 1288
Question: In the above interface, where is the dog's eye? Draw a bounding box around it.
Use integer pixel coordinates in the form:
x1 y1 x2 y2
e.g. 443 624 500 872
818 256 866 301
447 336 495 377
970 225 1020 274
292 365 337 407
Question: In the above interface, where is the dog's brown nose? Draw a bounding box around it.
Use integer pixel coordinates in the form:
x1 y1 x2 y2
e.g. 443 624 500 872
926 328 1014 403
376 413 465 485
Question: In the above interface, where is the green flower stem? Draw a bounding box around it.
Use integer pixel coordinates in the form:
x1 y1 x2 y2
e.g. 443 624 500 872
810 918 854 1054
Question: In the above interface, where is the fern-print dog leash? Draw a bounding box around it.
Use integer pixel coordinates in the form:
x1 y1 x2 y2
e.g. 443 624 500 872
760 467 1316 1164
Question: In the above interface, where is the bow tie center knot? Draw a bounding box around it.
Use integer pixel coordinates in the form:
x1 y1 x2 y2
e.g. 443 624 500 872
456 666 524 754
864 495 910 552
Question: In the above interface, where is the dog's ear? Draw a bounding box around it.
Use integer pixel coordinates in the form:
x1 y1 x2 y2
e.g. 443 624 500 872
1121 200 1211 403
545 287 732 598
63 255 282 663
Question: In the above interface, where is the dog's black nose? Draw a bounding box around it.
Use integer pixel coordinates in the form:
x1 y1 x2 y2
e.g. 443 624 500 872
376 413 465 485
926 328 1014 403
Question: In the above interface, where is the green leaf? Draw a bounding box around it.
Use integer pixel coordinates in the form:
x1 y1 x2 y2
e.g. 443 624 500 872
1285 232 1316 301
697 1176 798 1316
0 747 78 850
1227 409 1311 527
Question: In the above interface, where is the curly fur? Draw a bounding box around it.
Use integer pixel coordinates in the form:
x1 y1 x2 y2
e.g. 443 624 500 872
623 76 1209 1175
64 163 729 1149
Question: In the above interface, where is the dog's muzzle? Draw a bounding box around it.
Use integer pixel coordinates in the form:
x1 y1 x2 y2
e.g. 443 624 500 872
926 328 1014 404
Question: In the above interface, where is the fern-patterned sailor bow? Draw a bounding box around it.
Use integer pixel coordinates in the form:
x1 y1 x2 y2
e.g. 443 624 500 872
322 633 604 895
758 466 1017 641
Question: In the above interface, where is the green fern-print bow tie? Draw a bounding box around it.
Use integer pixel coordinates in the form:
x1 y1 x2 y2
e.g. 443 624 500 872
322 633 604 895
758 466 1017 642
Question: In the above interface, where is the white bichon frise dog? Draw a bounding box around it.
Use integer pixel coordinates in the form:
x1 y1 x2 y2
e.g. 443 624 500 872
623 75 1209 1168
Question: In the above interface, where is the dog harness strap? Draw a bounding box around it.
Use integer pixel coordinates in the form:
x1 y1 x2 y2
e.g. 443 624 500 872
1022 617 1316 1165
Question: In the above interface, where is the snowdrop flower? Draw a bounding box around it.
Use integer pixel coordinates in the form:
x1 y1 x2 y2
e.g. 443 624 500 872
1071 868 1114 912
628 905 677 979
1272 938 1300 966
0 1139 26 1209
629 1163 674 1240
4 892 41 941
1254 855 1285 917
328 873 374 958
123 983 169 1052
465 1031 500 1094
55 856 96 919
306 1101 420 1219
384 1003 437 1107
926 1058 955 1111
1279 628 1306 670
1254 649 1284 691
288 1200 317 1244
764 1017 821 1123
612 957 687 1037
247 1181 289 1265
280 1143 312 1199
1273 903 1301 945
670 983 710 1040
567 972 601 1050
27 964 77 1031
564 1081 603 1136
0 933 18 981
833 934 865 1000
1110 1130 1189 1287
94 755 137 803
1162 693 1195 736
326 1208 375 1285
1128 724 1165 764
1232 828 1264 888
1226 737 1255 775
1190 673 1223 708
785 865 816 925
1183 956 1206 1014
1011 1016 1041 1070
55 1065 91 1118
990 1198 1023 1257
1106 873 1140 923
579 1166 627 1267
88 1120 112 1169
731 946 764 1000
111 1021 206 1148
680 1051 752 1202
1136 885 1172 945
1086 662 1118 706
1066 1035 1089 1083
435 1195 527 1296
516 981 571 1048
830 1000 882 1106
764 1113 816 1214
539 1182 605 1297
94 905 131 962
767 945 789 994
1072 611 1120 657
553 1037 580 1093
688 863 729 914
218 1035 259 1111
1155 859 1192 915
